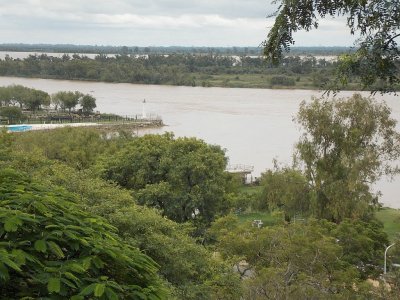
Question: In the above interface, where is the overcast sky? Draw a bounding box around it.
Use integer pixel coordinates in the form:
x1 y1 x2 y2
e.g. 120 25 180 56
0 0 357 47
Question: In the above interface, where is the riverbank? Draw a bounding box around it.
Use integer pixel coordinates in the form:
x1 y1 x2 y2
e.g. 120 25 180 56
0 51 377 92
1 73 365 91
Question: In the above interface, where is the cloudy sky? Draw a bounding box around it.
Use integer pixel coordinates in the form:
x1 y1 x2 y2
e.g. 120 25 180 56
0 0 356 47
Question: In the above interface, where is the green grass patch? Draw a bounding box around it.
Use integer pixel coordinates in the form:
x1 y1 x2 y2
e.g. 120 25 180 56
376 207 400 241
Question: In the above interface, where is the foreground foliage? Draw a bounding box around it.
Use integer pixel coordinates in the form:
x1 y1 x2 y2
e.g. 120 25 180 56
0 168 166 299
264 0 400 93
4 130 241 299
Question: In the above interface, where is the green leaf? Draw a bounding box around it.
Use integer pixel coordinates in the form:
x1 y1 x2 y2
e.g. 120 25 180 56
64 271 81 284
0 262 10 281
47 277 61 293
2 257 22 272
71 296 84 300
4 216 22 232
94 283 106 297
47 241 64 258
34 239 47 253
92 256 105 269
61 278 76 289
81 257 92 270
11 249 26 265
79 283 96 296
105 287 119 300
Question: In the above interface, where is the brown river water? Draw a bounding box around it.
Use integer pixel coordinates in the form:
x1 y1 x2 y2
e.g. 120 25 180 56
1 76 399 208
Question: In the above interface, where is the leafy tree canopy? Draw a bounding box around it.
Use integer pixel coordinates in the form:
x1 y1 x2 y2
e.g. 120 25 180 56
208 215 386 299
264 0 400 93
296 94 400 222
0 106 24 123
99 133 229 226
52 91 83 113
80 94 97 115
256 164 311 221
0 85 50 110
0 168 167 299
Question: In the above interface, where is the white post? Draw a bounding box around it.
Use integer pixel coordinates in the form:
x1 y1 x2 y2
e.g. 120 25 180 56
384 243 395 274
142 99 147 119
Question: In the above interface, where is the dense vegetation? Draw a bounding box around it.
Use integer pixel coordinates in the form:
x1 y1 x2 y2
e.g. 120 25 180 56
1 93 400 298
0 52 356 90
0 168 166 299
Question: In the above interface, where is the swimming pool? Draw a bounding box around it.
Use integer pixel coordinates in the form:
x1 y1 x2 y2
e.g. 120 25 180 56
6 125 33 132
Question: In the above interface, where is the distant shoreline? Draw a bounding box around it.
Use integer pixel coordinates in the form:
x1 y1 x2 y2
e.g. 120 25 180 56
0 74 369 92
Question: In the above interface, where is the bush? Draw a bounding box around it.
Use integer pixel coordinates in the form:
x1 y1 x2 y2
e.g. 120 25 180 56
270 76 296 86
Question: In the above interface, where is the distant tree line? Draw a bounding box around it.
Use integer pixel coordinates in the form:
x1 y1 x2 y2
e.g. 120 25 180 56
0 53 341 88
0 43 353 56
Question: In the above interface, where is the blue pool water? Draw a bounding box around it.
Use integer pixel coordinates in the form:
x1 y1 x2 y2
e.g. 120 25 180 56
7 125 33 132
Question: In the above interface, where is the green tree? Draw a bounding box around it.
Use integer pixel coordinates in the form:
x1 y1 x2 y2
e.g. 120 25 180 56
8 85 30 108
52 91 83 113
208 215 375 299
24 88 50 111
0 168 167 299
257 165 311 221
0 86 11 107
79 94 97 115
295 94 400 222
0 106 24 123
99 133 228 226
333 218 389 278
51 92 62 111
264 0 400 93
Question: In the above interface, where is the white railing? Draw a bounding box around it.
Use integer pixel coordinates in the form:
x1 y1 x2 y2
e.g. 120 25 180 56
226 164 254 173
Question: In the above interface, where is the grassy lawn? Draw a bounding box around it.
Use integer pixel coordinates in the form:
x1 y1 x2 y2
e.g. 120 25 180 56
376 208 400 241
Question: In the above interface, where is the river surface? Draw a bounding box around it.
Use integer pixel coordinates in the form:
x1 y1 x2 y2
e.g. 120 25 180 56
1 76 399 208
